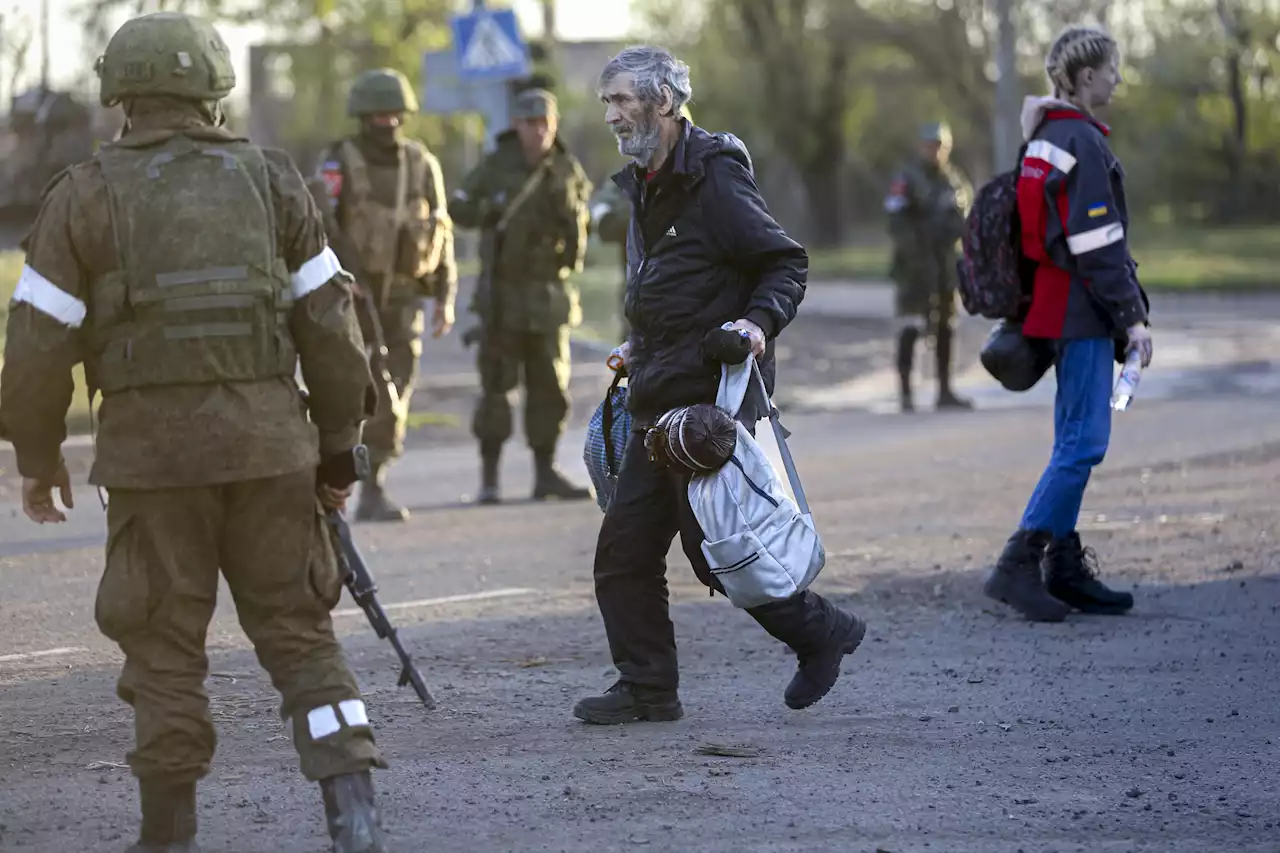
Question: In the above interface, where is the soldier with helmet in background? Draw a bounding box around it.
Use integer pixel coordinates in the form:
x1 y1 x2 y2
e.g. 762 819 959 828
312 68 458 523
884 121 974 412
0 11 391 852
451 88 594 505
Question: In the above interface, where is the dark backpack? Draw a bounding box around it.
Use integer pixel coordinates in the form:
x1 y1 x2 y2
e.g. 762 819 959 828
955 144 1037 320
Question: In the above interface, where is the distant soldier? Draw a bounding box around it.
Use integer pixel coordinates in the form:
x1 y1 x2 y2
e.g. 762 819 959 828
312 68 458 522
451 88 594 504
885 121 974 411
0 12 389 851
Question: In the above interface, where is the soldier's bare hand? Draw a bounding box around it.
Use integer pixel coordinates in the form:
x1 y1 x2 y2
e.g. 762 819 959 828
317 483 355 512
23 462 73 524
432 300 455 338
728 318 767 357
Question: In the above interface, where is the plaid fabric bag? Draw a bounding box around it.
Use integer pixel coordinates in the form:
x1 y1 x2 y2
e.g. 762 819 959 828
583 367 631 512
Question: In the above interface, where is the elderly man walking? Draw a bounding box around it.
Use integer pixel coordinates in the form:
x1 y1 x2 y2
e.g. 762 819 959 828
572 46 867 725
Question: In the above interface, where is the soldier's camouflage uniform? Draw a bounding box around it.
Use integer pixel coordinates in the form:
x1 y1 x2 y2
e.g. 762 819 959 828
451 90 593 503
885 122 974 410
0 11 388 852
311 68 457 522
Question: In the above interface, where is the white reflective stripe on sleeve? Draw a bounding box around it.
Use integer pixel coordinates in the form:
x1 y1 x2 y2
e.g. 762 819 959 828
291 246 343 299
884 195 907 213
1067 222 1125 256
307 705 342 740
590 202 611 226
12 264 87 328
338 699 370 728
1024 139 1077 175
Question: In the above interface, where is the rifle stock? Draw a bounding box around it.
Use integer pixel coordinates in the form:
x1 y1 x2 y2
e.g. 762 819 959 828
464 225 502 348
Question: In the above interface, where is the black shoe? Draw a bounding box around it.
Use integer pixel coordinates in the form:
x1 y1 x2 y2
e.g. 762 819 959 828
784 605 867 710
984 530 1072 622
533 452 593 501
1044 533 1134 615
125 779 199 853
572 681 683 725
355 484 410 522
476 485 501 505
321 771 388 853
936 390 974 410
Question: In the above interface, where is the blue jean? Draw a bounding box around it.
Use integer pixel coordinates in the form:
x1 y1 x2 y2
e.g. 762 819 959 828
1020 337 1114 538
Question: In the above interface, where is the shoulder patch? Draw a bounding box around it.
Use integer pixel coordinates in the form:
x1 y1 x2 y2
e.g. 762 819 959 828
317 160 344 199
888 177 908 196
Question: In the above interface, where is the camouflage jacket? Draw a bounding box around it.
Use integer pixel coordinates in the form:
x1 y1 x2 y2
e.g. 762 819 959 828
0 106 374 489
885 158 973 287
451 131 592 332
312 133 457 311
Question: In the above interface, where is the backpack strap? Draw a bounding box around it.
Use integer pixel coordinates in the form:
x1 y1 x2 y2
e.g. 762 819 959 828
715 354 812 517
601 370 626 476
750 360 811 516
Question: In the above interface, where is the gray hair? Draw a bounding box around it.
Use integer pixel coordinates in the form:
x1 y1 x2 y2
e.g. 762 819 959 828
598 45 692 115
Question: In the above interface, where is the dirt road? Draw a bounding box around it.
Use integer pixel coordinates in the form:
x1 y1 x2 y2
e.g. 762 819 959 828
2 291 1278 852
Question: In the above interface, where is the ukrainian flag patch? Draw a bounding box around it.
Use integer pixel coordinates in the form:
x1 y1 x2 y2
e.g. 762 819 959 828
1087 203 1109 218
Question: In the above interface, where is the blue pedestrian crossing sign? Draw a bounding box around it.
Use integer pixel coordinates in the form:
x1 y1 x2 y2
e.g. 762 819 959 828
451 7 531 82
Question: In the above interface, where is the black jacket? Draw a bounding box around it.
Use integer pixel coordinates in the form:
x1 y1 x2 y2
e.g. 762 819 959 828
616 121 808 422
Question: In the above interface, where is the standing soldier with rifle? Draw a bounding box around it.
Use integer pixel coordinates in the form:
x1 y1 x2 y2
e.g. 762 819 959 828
451 88 594 505
0 12 391 852
884 121 974 412
312 68 458 523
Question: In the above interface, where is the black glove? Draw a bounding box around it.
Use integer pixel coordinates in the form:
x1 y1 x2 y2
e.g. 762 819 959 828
702 327 752 365
318 448 362 490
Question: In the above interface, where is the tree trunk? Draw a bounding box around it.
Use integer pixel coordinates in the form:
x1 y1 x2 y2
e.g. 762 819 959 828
1216 0 1248 219
798 159 843 247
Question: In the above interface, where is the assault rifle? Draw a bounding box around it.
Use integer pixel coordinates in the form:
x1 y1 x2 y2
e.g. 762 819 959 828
462 224 502 349
326 446 435 709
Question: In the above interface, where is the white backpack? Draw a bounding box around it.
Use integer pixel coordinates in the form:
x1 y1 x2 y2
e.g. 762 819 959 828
687 356 826 609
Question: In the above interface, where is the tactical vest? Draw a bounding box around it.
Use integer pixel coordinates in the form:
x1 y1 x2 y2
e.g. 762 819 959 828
337 139 440 279
88 134 296 395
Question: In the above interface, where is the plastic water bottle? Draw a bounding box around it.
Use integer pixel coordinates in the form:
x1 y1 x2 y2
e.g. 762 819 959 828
1111 349 1143 411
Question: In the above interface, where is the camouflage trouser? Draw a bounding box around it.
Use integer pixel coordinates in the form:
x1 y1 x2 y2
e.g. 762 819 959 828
361 287 424 467
95 469 384 784
472 326 571 451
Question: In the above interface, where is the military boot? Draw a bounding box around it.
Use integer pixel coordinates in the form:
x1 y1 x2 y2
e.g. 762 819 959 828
936 324 974 410
124 779 199 853
355 463 409 523
477 444 501 505
321 771 388 853
1044 532 1134 615
983 529 1071 622
750 591 867 710
532 449 593 501
897 327 918 413
572 681 683 725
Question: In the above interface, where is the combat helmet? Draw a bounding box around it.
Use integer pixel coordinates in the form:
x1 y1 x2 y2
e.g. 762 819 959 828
95 11 236 107
347 69 419 117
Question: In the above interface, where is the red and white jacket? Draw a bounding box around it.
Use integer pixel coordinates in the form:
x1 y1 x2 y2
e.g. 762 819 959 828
1016 96 1147 340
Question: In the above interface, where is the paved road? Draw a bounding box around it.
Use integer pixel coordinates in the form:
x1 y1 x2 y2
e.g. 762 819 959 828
1 287 1278 852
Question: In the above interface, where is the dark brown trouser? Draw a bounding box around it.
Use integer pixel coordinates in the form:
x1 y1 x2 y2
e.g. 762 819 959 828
95 469 383 783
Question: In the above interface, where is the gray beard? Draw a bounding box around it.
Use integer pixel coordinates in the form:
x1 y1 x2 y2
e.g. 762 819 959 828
617 115 662 167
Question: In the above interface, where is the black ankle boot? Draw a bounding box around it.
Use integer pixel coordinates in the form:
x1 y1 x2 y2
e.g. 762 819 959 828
572 681 683 725
984 529 1072 622
124 778 199 852
750 591 867 710
320 771 388 853
935 324 973 410
478 445 501 505
897 327 918 412
533 449 592 501
1044 532 1134 615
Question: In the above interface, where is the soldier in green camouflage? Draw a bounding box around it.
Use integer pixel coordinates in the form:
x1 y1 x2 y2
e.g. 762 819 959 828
885 121 974 412
312 68 458 523
0 13 390 852
451 88 594 504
